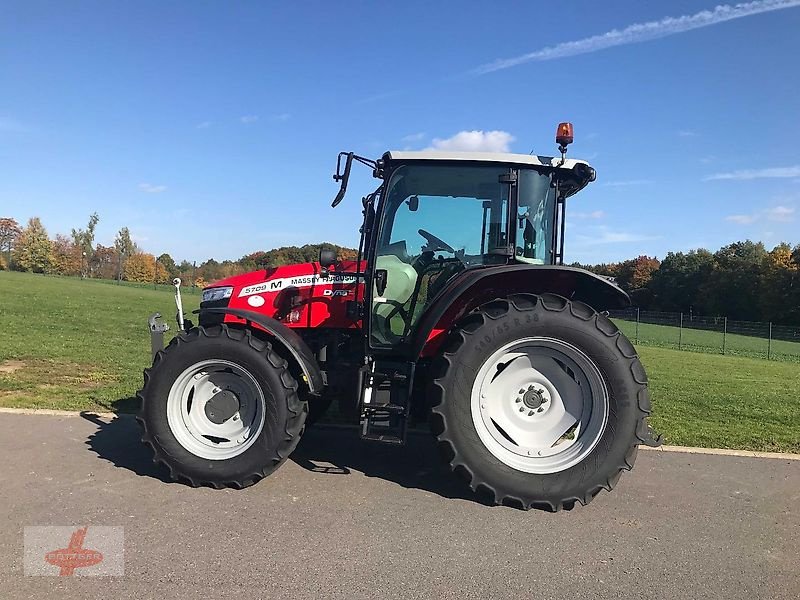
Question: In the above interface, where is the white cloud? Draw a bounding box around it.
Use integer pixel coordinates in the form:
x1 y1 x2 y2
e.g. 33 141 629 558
474 1 800 73
726 214 758 224
724 205 795 224
766 205 795 222
427 130 515 153
572 210 606 219
272 113 291 122
678 130 697 137
240 115 259 124
139 183 167 194
705 165 800 180
572 226 660 246
402 132 426 143
601 179 653 187
196 121 211 129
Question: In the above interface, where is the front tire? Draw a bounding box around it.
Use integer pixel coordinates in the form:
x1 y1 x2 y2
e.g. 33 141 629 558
137 325 307 488
431 294 651 511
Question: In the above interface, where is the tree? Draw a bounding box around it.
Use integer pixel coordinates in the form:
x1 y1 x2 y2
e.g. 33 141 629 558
154 260 170 284
12 217 52 273
157 253 178 279
706 241 768 320
124 252 156 283
49 234 80 276
71 212 100 278
114 227 139 281
650 249 715 313
616 255 660 291
92 244 119 280
0 217 22 266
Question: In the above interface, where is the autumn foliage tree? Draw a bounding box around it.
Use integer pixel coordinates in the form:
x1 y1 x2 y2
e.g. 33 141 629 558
124 252 157 283
13 217 52 273
0 217 22 266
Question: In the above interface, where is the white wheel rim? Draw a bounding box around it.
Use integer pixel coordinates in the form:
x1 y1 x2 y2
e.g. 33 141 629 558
470 337 609 474
167 359 266 460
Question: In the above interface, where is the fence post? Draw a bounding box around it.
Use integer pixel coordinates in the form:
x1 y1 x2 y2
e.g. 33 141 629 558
635 307 640 345
768 322 772 360
723 317 727 355
679 313 683 350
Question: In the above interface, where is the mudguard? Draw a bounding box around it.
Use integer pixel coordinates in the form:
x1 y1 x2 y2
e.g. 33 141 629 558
413 265 630 358
197 307 324 395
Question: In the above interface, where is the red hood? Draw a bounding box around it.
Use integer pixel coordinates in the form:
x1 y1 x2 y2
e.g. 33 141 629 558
207 260 362 290
203 260 364 330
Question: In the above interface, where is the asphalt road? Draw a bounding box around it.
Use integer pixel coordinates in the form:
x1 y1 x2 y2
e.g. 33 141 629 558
0 413 797 600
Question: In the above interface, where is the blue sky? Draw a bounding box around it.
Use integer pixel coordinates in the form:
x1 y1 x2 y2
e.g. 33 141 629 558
2 0 799 264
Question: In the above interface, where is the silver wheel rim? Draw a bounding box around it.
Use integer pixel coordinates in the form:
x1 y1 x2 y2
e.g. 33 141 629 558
167 359 266 460
470 337 609 474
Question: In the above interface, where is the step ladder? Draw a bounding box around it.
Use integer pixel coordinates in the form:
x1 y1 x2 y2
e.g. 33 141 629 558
358 360 415 445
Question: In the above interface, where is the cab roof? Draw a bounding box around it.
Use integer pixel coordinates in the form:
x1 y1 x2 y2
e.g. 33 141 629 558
384 150 591 171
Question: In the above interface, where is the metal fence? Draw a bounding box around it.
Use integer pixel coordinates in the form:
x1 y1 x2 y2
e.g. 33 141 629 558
608 308 800 363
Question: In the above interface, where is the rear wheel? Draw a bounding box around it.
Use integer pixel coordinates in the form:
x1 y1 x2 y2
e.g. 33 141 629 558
431 294 650 510
138 325 307 488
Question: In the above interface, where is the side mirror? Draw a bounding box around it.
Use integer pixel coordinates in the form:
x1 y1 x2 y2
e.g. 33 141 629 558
332 152 354 207
406 195 419 212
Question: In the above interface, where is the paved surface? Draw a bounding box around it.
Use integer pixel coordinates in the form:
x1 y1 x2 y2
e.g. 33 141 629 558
0 413 797 599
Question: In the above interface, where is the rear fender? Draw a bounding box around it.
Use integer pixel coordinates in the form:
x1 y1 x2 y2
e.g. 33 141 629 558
414 265 629 357
198 307 324 394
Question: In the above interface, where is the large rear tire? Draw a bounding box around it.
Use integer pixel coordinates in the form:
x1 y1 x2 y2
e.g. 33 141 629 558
430 294 651 511
137 325 307 488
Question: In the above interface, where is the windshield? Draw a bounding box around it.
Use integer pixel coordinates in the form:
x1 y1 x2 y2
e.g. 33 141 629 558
370 164 511 347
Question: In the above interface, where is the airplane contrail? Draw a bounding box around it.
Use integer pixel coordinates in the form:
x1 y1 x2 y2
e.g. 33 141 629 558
474 0 800 74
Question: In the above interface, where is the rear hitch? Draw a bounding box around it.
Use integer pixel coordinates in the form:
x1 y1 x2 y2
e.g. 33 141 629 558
149 312 169 360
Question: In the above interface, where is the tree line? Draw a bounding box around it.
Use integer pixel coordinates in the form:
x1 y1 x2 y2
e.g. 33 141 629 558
3 215 797 325
571 240 800 325
0 215 356 288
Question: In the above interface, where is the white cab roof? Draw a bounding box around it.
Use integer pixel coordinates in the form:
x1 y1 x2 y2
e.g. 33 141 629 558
385 150 591 170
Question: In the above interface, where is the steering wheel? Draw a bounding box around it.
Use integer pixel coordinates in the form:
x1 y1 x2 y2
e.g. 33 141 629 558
418 229 455 254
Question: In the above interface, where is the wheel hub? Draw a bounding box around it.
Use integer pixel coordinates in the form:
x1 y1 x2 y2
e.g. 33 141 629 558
472 338 610 474
204 389 240 424
514 384 550 416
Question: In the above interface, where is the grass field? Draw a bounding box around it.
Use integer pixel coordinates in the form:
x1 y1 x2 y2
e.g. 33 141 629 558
613 318 800 362
1 270 798 452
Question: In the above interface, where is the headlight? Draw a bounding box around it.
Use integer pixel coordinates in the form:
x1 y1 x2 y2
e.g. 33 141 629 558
202 286 234 303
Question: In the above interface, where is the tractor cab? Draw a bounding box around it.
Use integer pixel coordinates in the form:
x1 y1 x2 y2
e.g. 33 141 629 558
364 150 595 349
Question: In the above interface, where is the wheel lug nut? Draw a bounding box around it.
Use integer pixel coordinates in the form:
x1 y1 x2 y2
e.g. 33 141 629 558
515 397 522 403
519 407 525 412
518 389 525 395
528 410 534 416
537 407 544 413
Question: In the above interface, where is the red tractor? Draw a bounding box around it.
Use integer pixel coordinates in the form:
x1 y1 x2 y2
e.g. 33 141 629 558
139 124 659 510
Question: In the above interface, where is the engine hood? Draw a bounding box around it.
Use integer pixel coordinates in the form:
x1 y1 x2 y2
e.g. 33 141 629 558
207 260 362 291
203 260 364 329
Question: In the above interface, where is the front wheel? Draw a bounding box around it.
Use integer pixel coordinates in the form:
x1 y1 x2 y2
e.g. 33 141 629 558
431 294 651 511
137 325 307 488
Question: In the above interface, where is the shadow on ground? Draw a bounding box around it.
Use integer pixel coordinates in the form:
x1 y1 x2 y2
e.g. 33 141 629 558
81 412 173 484
81 411 482 504
291 426 482 504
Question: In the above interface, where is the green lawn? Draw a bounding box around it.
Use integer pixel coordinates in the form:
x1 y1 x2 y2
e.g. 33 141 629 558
613 318 800 362
1 271 798 452
0 271 199 413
